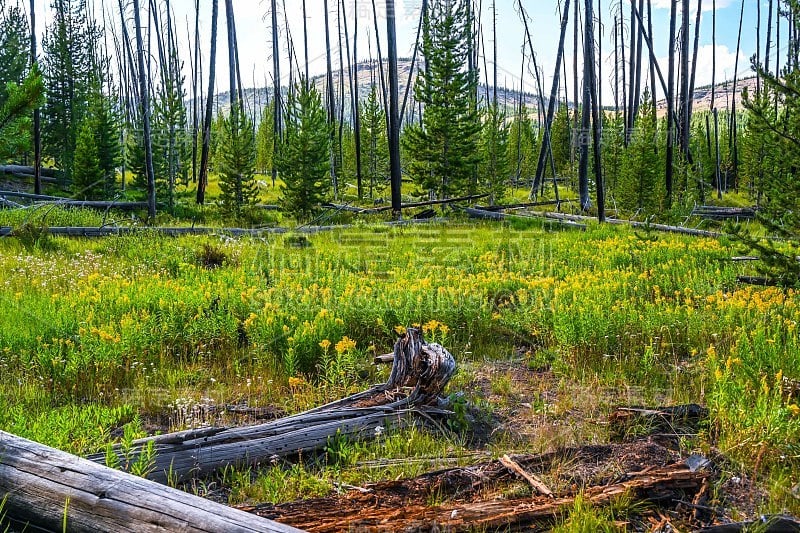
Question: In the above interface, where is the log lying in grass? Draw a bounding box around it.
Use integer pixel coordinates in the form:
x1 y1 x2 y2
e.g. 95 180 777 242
248 454 711 532
691 205 757 220
90 328 456 484
464 207 587 230
0 431 302 533
0 164 62 183
535 211 723 237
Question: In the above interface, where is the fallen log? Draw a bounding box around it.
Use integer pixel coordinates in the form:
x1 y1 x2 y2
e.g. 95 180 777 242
464 207 587 229
737 275 784 287
249 454 711 532
0 431 302 533
91 328 456 484
475 199 573 212
691 206 757 220
0 164 61 178
0 217 445 239
535 211 723 238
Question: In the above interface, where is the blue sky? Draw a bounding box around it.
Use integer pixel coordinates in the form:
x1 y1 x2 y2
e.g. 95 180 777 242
27 1 784 105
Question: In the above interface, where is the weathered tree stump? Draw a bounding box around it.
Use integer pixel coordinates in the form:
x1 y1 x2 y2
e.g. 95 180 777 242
91 328 456 484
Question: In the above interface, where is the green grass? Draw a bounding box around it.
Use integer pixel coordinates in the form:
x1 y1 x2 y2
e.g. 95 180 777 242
0 220 798 514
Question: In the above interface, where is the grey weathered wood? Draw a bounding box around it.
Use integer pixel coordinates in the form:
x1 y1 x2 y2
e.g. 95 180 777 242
91 328 456 485
534 211 722 238
0 431 303 533
0 164 61 178
464 207 587 230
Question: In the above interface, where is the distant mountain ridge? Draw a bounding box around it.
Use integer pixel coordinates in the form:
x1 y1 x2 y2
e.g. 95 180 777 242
191 59 757 124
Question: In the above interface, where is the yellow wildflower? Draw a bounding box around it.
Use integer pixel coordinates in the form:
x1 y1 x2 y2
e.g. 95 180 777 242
335 336 356 354
319 339 331 350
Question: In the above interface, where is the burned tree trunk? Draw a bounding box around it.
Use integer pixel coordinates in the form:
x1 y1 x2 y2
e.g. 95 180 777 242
197 0 219 205
93 328 455 485
386 0 403 218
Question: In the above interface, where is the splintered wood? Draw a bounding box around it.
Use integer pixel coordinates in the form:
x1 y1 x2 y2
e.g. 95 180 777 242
244 443 712 532
89 327 456 484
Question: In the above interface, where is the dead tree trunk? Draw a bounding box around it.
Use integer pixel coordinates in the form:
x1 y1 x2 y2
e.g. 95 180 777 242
665 0 677 207
196 0 218 205
132 0 157 219
93 328 455 485
0 432 301 533
30 0 42 196
386 0 403 218
532 0 571 198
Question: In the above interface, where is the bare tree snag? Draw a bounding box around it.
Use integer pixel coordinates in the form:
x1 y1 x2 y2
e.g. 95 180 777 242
0 431 301 533
92 328 455 484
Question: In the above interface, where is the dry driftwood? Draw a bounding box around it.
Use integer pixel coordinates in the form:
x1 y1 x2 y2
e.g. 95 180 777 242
535 211 723 237
90 328 456 484
691 206 757 220
464 207 587 229
249 454 711 532
0 431 301 533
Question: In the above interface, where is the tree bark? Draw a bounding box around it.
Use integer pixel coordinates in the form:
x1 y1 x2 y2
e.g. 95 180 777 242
532 0 571 198
386 0 403 218
665 0 677 207
92 328 454 484
132 0 157 219
585 0 605 222
271 0 281 187
196 0 218 205
0 432 301 533
30 0 42 196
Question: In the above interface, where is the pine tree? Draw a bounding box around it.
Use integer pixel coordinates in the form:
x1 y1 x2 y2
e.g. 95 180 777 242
0 67 44 161
72 117 103 199
0 2 35 162
403 0 481 198
360 84 389 199
506 104 537 187
478 104 509 204
616 90 663 214
218 103 259 219
0 2 30 102
255 100 275 175
41 0 97 182
278 81 331 221
76 83 120 199
550 104 572 179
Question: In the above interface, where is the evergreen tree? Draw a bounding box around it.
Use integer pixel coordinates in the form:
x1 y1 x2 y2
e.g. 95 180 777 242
0 2 35 162
73 83 120 199
403 0 481 198
255 100 275 175
506 104 537 187
478 104 509 204
360 84 389 199
0 67 44 161
601 111 625 195
41 0 97 182
0 2 30 103
549 104 572 178
278 81 330 221
218 103 259 218
72 117 103 199
616 90 664 214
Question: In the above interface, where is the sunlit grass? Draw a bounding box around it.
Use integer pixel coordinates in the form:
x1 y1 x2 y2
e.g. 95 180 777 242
0 220 798 510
